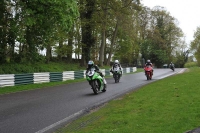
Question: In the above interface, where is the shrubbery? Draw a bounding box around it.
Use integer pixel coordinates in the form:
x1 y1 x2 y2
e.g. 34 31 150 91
184 62 198 68
0 62 86 74
0 62 111 74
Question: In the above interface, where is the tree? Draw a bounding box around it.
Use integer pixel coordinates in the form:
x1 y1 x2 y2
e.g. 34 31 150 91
80 0 96 66
0 0 12 63
139 6 184 67
0 0 79 64
191 26 200 66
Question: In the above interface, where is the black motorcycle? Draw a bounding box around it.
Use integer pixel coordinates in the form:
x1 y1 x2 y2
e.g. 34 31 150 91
169 64 175 71
112 66 121 83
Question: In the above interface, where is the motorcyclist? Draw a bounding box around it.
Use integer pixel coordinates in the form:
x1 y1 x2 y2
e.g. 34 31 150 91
86 60 107 86
169 62 175 69
110 60 122 77
144 59 153 75
169 62 174 67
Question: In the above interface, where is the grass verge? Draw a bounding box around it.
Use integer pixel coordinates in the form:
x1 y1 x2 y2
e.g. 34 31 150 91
0 79 85 95
56 67 200 133
0 68 143 95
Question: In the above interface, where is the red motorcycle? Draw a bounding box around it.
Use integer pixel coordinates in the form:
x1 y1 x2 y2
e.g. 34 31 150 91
144 65 153 80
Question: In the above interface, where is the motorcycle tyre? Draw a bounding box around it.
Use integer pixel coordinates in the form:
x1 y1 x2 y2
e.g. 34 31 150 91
91 80 99 94
114 74 120 83
147 74 150 80
114 74 118 83
117 74 120 83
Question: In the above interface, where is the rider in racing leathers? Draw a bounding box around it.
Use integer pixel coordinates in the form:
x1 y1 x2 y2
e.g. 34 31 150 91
144 59 153 75
86 60 107 86
110 60 122 77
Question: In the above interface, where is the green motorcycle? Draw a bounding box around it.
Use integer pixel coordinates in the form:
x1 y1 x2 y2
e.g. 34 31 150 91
86 69 106 94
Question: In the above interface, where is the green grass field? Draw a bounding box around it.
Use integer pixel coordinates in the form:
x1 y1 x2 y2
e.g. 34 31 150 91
55 67 200 133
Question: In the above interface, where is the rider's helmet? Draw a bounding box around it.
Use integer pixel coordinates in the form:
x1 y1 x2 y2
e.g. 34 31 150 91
88 60 94 68
114 60 119 64
147 59 151 63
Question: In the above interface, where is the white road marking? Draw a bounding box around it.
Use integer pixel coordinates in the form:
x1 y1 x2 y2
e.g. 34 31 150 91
159 68 185 79
35 110 84 133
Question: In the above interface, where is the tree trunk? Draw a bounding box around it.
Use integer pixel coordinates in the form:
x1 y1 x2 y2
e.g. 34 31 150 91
67 27 74 62
106 20 119 65
104 37 107 65
80 0 96 67
9 32 15 63
99 5 107 67
26 26 38 62
0 25 7 63
58 39 63 61
0 1 7 63
99 29 106 66
46 44 52 64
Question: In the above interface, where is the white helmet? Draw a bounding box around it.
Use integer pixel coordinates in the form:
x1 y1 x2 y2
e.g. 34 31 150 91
114 60 119 64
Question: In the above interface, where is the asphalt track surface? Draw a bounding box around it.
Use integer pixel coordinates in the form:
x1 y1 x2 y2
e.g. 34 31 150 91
0 68 185 133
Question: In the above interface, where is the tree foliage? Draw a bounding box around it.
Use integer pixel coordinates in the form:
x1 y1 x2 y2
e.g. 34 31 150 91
139 6 184 67
0 0 79 63
0 0 189 70
191 26 200 66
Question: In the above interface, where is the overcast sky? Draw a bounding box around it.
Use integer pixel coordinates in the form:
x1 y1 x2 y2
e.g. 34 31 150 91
141 0 200 45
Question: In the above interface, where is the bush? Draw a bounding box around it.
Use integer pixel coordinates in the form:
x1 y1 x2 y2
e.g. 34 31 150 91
0 62 87 74
184 62 198 68
0 61 112 74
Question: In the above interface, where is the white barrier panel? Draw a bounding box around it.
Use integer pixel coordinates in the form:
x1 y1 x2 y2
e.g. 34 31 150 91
126 68 130 73
34 72 50 84
83 70 86 78
63 71 74 81
133 67 137 72
0 74 15 87
0 67 138 88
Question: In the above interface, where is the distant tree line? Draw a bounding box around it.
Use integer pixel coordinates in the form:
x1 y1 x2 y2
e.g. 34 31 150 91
0 0 190 67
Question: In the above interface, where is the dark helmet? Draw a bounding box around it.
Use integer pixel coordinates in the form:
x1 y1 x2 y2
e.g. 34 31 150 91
88 60 94 68
147 60 151 63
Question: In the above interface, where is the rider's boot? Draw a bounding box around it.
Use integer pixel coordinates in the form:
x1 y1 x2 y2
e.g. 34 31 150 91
103 77 107 88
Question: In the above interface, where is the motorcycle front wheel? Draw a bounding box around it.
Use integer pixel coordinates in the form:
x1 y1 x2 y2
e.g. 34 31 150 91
117 74 120 83
114 73 120 83
91 80 99 94
146 73 150 80
114 74 117 83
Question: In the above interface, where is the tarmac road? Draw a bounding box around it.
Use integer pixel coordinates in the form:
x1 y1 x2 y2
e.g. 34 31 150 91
0 68 185 133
